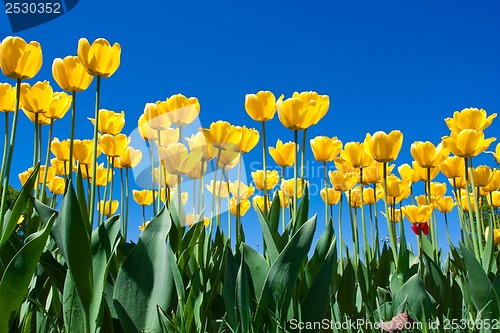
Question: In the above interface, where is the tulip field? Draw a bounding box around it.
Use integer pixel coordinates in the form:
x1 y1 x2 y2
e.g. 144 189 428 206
1 35 500 333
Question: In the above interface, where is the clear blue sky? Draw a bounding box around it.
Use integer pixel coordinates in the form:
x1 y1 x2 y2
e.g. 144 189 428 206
1 0 500 252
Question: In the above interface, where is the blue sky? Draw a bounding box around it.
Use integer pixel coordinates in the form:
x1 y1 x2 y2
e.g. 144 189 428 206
1 0 500 252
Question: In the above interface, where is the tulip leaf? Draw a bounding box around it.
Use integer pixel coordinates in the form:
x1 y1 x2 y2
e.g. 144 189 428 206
337 259 356 316
292 184 309 234
57 184 94 315
392 273 437 320
459 242 499 320
304 219 334 286
423 253 452 316
39 250 66 293
90 215 121 333
223 249 239 331
76 166 90 232
257 214 317 322
255 205 279 263
0 164 39 251
482 221 495 273
0 213 54 332
242 243 270 301
237 250 252 332
63 272 87 333
267 190 281 236
113 207 175 333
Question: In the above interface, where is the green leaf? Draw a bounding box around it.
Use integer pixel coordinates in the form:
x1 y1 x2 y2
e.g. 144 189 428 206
63 273 87 333
267 190 281 236
57 184 93 315
223 249 239 331
257 215 317 322
482 221 495 273
255 206 279 263
236 250 252 332
0 213 55 332
393 273 437 320
337 259 356 316
292 184 309 234
242 243 269 302
459 242 499 320
0 164 39 251
76 166 90 233
39 250 66 293
113 207 175 333
423 253 452 317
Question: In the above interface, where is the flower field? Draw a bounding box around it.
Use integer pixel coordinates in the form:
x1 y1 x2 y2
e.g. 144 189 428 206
1 35 500 333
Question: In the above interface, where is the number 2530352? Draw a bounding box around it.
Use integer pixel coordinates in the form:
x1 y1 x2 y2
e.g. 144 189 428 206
5 2 61 14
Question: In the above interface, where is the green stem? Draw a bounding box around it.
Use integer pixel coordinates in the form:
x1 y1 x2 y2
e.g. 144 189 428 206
300 128 307 180
468 158 483 256
68 91 76 184
150 143 157 216
142 205 146 225
262 121 268 215
281 165 286 233
0 112 9 186
157 130 162 214
338 195 344 274
120 168 125 238
293 130 298 226
41 120 54 202
359 169 370 262
125 168 130 239
464 157 480 259
323 162 329 225
382 162 398 263
236 155 242 246
101 156 111 226
89 76 101 227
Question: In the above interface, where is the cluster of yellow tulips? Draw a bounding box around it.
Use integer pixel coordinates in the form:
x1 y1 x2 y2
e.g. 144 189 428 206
1 35 500 259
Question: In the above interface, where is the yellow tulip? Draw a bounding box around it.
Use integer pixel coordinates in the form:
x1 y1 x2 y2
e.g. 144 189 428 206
449 175 466 190
38 165 55 185
482 170 500 193
488 191 500 208
73 139 100 165
185 161 206 179
157 94 200 126
44 92 71 120
51 138 70 161
398 163 419 184
402 204 433 224
157 189 188 205
229 198 251 216
251 169 279 190
460 193 477 210
201 121 242 150
186 132 214 161
310 136 342 162
328 170 357 192
138 114 158 141
363 187 382 205
484 226 500 246
276 190 289 208
244 91 277 122
88 109 125 135
439 156 464 179
238 126 259 153
139 221 150 232
470 165 492 188
445 107 496 133
98 200 119 215
413 161 440 182
346 186 362 208
144 102 170 131
269 139 297 167
218 147 240 170
52 56 93 92
384 209 401 223
252 195 271 212
23 109 51 125
320 187 342 205
50 158 73 176
116 146 142 168
229 181 255 200
292 91 330 127
430 182 447 197
92 163 113 186
132 189 154 206
98 134 128 157
281 178 304 199
276 96 309 130
17 215 25 225
360 162 387 185
19 168 34 186
0 83 16 112
47 176 65 195
442 129 496 158
158 143 201 175
77 38 121 78
410 141 449 168
436 196 455 213
0 36 42 80
385 174 409 198
158 128 180 147
364 130 403 163
206 180 229 198
154 168 179 189
20 81 53 113
493 143 500 165
338 142 373 168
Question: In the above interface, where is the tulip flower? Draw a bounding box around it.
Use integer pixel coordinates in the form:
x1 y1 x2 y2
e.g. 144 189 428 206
0 36 42 80
276 96 310 130
329 170 357 192
138 114 158 141
398 163 419 184
159 143 201 175
482 170 500 193
98 134 128 157
292 91 330 127
158 128 180 147
436 196 455 214
338 142 373 168
448 175 466 190
132 189 154 206
445 107 496 133
321 187 341 205
47 176 65 195
185 161 206 179
0 83 16 112
252 195 271 213
383 209 401 223
98 200 119 215
230 181 255 200
229 198 250 216
206 180 229 198
413 161 440 182
52 56 93 92
154 168 179 189
186 132 214 161
281 178 305 199
51 158 73 176
116 146 142 169
439 156 464 179
251 170 279 190
484 226 500 246
363 187 382 205
488 191 500 208
44 92 71 120
50 138 70 161
92 163 113 186
402 204 433 224
201 121 242 150
218 147 240 170
310 136 342 162
346 186 362 208
410 141 449 168
139 221 150 232
269 140 297 167
22 110 51 125
430 182 447 198
470 165 492 188
460 193 476 211
20 81 53 114
442 129 496 158
88 109 125 135
493 143 500 165
244 91 277 122
144 102 170 131
77 38 121 78
364 130 403 163
157 93 200 126
411 222 430 236
73 139 100 165
238 126 259 153
276 190 290 208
